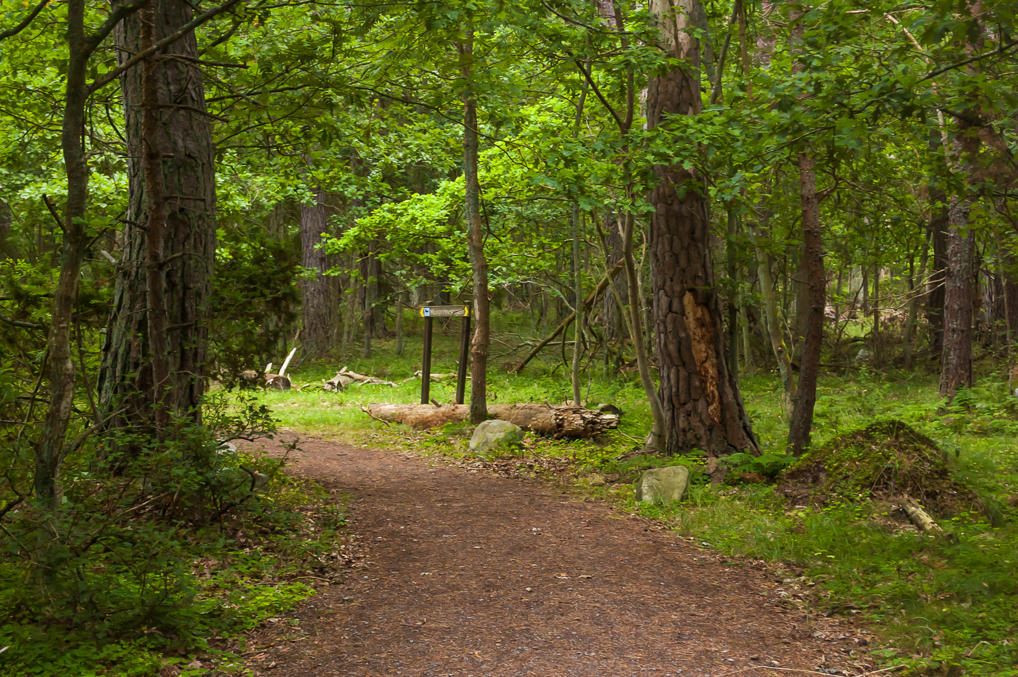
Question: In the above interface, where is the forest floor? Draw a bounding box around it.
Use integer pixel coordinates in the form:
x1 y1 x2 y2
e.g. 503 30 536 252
237 434 879 676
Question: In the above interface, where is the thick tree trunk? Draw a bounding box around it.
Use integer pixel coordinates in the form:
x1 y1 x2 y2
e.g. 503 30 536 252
939 198 975 399
100 0 215 431
459 30 489 425
300 186 338 359
647 0 757 457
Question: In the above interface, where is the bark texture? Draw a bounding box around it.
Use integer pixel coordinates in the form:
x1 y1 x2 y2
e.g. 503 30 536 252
939 198 975 399
647 0 757 456
99 0 215 430
300 186 339 359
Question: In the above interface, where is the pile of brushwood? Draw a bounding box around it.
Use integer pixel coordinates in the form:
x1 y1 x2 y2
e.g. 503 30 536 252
779 420 996 529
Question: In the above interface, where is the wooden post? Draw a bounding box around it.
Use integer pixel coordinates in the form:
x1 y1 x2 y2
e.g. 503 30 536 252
421 314 433 404
456 312 471 404
418 305 469 405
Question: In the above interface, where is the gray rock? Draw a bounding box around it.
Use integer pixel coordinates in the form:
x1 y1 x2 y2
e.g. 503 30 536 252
634 465 690 504
469 419 524 455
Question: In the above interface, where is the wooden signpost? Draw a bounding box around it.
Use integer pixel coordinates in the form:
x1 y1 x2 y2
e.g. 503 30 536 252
419 304 471 405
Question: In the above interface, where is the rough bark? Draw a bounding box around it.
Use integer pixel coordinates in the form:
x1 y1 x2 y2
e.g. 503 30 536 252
365 403 619 438
647 0 757 457
300 186 339 359
939 198 975 399
100 0 215 431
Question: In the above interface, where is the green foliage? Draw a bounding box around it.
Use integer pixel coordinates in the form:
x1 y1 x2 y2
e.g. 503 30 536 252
722 450 796 481
0 396 346 676
209 225 302 384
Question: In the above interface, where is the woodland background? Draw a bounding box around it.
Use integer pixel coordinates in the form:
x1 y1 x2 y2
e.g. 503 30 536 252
1 0 1017 674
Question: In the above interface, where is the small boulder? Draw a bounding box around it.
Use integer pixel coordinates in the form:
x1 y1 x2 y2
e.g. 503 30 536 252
469 419 524 455
635 466 690 505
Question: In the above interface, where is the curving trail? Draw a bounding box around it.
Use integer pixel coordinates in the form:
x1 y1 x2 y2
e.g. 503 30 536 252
240 436 875 676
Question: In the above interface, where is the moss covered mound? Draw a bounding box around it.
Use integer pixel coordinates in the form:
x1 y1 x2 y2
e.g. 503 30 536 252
779 420 979 516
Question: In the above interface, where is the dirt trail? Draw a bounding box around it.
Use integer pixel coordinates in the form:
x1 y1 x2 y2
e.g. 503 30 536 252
240 437 875 676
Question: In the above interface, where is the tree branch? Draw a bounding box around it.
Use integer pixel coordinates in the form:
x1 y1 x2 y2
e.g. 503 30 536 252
918 39 1018 84
88 0 245 94
0 0 49 41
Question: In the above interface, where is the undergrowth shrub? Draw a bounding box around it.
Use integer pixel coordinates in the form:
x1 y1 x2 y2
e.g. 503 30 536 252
0 392 347 676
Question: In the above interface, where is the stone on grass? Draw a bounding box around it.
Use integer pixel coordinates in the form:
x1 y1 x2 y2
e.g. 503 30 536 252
635 466 690 504
470 419 524 455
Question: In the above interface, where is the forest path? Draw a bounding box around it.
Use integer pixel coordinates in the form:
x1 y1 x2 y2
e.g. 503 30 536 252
240 436 875 676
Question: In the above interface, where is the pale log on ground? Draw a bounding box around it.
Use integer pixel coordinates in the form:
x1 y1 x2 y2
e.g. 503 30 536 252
324 368 398 391
365 403 619 438
900 496 944 534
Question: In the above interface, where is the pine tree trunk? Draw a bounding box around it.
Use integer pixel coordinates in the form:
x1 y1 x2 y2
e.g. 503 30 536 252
100 0 215 431
647 0 757 457
300 186 338 359
940 198 975 399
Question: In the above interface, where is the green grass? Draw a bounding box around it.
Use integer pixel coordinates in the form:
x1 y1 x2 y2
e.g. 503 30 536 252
245 326 1018 675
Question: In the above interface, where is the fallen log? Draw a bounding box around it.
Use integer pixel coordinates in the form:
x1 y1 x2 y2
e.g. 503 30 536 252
900 496 944 534
365 403 619 438
238 369 290 390
324 367 398 391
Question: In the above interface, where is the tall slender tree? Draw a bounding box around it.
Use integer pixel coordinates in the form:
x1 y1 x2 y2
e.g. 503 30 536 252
459 25 490 425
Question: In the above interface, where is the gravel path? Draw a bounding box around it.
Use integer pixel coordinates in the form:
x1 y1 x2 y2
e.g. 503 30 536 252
240 437 875 676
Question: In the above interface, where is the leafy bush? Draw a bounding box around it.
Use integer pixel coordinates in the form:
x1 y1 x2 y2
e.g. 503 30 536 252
0 394 346 676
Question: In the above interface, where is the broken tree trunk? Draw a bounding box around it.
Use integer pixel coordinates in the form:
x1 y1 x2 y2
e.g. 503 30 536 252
513 257 624 373
365 403 619 438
